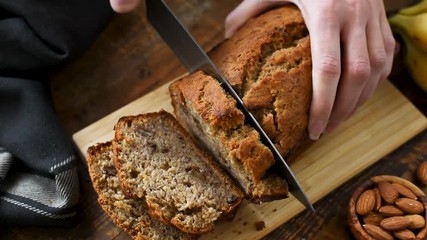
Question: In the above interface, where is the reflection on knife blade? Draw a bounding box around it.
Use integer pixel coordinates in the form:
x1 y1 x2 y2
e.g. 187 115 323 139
146 0 314 212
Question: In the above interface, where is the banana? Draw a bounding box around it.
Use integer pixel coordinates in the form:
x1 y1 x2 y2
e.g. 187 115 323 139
389 13 427 53
388 1 427 92
402 38 427 92
399 0 427 16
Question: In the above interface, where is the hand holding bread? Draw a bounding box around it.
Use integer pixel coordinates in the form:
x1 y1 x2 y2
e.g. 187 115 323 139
225 0 396 140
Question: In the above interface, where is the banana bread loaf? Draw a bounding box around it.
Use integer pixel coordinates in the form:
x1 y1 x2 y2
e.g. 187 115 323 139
113 110 244 234
87 142 195 240
211 4 312 159
169 5 312 201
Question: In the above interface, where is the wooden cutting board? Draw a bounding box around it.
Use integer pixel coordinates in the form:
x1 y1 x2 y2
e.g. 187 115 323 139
73 78 427 240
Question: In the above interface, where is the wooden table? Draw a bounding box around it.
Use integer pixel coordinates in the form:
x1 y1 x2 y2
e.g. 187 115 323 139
1 0 427 239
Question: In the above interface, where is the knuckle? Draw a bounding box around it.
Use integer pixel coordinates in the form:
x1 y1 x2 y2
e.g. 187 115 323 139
347 0 361 8
347 0 366 14
348 59 371 80
316 1 339 17
318 0 334 7
323 0 336 9
383 35 396 52
371 50 387 68
315 56 341 77
380 70 391 82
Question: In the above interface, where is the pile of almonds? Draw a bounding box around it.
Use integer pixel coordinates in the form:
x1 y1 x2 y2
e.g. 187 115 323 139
356 180 426 240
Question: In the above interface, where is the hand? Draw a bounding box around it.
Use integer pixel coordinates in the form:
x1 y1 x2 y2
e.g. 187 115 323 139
109 0 140 13
226 0 396 140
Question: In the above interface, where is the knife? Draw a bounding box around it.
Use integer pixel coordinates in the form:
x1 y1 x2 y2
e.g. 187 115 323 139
146 0 314 212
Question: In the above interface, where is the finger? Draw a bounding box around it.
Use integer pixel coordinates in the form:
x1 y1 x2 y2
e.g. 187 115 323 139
354 17 386 109
110 0 140 13
379 4 396 83
307 14 341 140
356 3 395 108
225 0 286 38
326 19 371 132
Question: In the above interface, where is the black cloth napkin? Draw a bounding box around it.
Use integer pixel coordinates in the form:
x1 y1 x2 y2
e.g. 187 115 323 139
0 0 112 227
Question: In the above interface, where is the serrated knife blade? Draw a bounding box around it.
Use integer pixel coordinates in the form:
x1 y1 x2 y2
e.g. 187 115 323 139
146 0 314 212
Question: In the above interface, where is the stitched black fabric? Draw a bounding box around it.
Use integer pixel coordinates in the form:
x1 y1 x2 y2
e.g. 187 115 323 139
0 0 113 227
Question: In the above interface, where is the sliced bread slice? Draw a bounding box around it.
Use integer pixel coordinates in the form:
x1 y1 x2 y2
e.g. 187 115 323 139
87 142 195 240
113 110 244 234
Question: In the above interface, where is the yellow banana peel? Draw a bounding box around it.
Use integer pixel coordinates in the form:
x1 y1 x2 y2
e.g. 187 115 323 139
403 41 427 92
399 0 427 16
389 0 427 92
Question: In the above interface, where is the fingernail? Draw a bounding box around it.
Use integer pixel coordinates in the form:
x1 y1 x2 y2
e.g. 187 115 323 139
345 108 358 120
308 121 325 140
326 121 339 133
394 41 401 57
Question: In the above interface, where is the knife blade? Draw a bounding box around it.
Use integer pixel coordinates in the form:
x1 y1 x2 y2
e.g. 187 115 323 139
146 0 314 212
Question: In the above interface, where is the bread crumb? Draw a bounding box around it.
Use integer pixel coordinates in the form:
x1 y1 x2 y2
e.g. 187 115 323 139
255 221 266 231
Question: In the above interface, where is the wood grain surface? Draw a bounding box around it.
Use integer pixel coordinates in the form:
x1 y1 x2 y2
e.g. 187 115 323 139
1 0 427 239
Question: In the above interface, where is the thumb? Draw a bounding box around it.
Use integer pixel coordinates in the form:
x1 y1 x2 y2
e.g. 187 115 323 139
110 0 140 13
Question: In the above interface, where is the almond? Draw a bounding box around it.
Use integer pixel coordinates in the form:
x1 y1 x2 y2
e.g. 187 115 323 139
356 189 376 215
373 187 382 211
363 212 384 226
378 181 399 204
392 182 417 200
379 205 405 217
417 161 427 185
392 229 415 240
416 227 427 239
380 216 411 231
395 198 424 214
406 214 426 229
363 223 394 240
